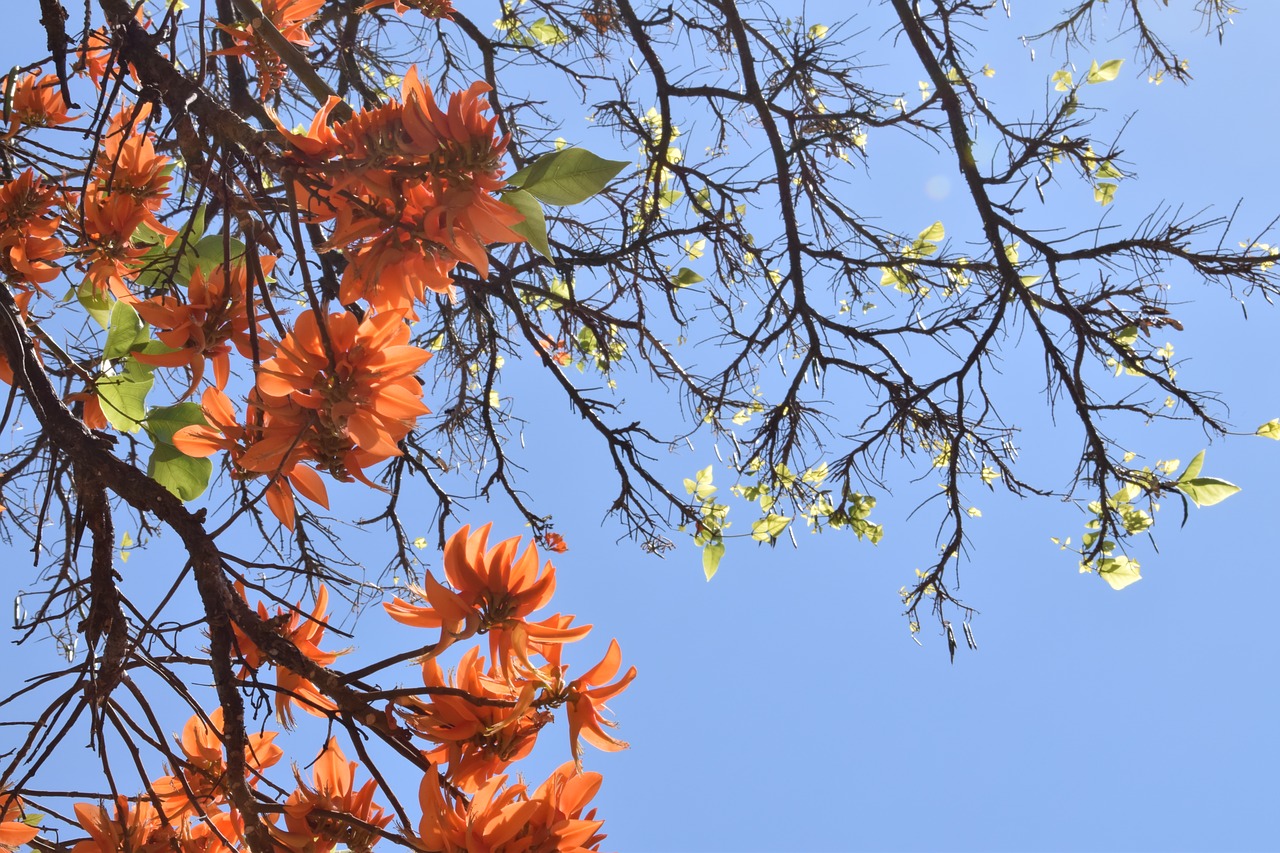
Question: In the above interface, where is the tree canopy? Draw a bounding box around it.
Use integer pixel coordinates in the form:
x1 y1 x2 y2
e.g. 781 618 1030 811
0 0 1274 850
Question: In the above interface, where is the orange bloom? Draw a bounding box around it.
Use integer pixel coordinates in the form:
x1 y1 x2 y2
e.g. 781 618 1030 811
215 0 326 97
0 170 66 288
542 531 569 553
404 647 549 792
228 583 345 727
417 762 608 852
0 792 39 850
274 67 523 311
255 309 432 477
133 257 272 395
565 639 635 767
396 525 590 677
71 797 175 853
93 105 173 238
1 73 75 138
278 738 390 853
174 387 329 530
79 183 158 297
152 708 283 817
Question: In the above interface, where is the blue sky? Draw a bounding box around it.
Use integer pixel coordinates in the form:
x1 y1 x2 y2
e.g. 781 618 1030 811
3 2 1280 852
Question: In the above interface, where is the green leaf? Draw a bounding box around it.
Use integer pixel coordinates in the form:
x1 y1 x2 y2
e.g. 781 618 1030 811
1098 555 1141 590
1175 477 1241 507
672 267 704 288
148 442 212 501
95 358 154 433
1086 58 1124 84
1178 450 1206 482
103 300 148 361
145 402 208 445
750 513 791 542
501 189 552 260
702 539 725 580
76 282 113 329
511 148 629 206
190 233 247 275
1255 419 1280 440
917 221 945 244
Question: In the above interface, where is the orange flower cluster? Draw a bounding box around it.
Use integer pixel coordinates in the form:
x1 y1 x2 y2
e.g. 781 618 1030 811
387 526 636 783
0 170 67 290
0 793 40 850
275 67 524 313
134 257 270 395
279 738 391 853
418 762 607 852
22 525 625 852
230 583 346 728
81 105 174 296
1 72 75 138
215 0 326 97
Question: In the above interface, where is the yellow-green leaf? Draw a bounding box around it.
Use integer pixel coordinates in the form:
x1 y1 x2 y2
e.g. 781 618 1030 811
702 540 725 580
1175 477 1241 507
1255 419 1280 440
1098 555 1141 590
1086 59 1124 84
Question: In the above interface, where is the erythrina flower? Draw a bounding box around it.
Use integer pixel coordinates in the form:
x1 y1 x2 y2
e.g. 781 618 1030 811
152 707 283 817
431 525 590 676
71 797 176 853
274 67 524 310
215 0 326 97
564 639 636 768
255 309 432 478
279 737 390 853
1 72 75 138
134 257 272 395
417 762 609 852
94 105 172 226
404 647 549 792
0 792 40 850
174 387 329 530
0 170 66 288
228 584 345 728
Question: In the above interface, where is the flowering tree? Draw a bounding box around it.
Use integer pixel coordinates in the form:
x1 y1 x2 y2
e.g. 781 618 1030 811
0 0 1274 850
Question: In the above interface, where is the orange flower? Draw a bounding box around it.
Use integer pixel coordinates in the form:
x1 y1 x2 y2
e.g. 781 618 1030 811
79 183 158 297
0 792 39 850
0 170 66 288
215 0 326 97
255 309 432 477
71 797 175 853
1 73 75 138
134 258 272 395
404 647 548 792
542 531 569 553
279 737 390 853
275 67 524 311
152 707 283 817
565 639 635 767
417 762 609 852
228 584 345 727
174 387 329 530
94 105 172 228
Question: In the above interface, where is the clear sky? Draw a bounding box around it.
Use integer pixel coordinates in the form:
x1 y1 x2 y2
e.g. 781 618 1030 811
3 3 1279 852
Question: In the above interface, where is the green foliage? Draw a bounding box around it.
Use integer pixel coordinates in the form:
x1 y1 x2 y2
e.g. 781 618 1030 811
502 189 552 260
509 148 630 207
95 356 154 434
